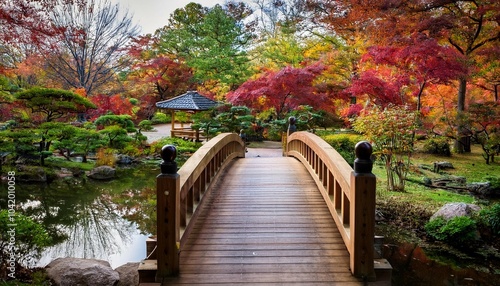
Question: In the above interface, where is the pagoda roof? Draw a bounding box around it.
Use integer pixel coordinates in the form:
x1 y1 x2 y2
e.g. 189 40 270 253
156 91 218 111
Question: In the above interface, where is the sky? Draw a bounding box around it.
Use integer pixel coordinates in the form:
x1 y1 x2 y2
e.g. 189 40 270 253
114 0 227 35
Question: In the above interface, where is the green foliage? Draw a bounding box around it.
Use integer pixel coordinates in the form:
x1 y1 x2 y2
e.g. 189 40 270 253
149 137 202 155
423 137 452 156
138 120 153 131
94 114 136 132
151 112 170 124
0 130 38 160
353 105 419 191
14 87 95 122
0 210 53 266
98 125 132 150
321 133 364 166
478 204 500 236
158 4 252 89
0 75 17 104
192 104 255 136
485 176 500 189
425 216 478 247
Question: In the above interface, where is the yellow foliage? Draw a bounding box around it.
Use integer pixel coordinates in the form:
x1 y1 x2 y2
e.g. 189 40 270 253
95 148 116 167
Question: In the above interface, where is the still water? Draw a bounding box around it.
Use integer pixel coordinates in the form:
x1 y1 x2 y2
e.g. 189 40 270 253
0 164 160 269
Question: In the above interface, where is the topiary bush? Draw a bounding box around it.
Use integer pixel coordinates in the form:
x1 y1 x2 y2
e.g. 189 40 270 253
425 216 478 247
422 137 451 156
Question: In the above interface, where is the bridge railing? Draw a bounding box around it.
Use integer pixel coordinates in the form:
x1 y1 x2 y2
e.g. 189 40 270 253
155 133 245 278
285 131 376 280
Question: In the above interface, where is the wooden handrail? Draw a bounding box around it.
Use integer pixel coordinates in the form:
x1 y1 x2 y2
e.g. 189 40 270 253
286 131 376 280
156 133 245 278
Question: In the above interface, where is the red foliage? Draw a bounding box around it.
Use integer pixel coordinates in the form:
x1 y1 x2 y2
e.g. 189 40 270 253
347 69 404 107
0 0 85 46
227 62 332 118
88 94 134 120
349 34 468 108
365 34 468 87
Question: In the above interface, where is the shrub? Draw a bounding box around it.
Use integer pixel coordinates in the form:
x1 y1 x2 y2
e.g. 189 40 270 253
423 137 451 156
484 176 500 190
95 148 116 167
151 112 170 124
478 203 500 236
321 133 364 166
425 216 478 247
138 120 153 131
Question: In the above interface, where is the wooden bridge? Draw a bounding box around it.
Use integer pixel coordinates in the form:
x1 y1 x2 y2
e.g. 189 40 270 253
138 132 392 285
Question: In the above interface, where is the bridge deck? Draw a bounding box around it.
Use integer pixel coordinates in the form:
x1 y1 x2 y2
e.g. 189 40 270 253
163 148 363 285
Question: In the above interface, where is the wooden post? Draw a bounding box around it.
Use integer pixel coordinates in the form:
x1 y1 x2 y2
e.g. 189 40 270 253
350 141 376 280
156 145 180 280
170 110 176 138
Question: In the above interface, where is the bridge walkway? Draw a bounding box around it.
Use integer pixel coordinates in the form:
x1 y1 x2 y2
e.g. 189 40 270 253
162 147 363 285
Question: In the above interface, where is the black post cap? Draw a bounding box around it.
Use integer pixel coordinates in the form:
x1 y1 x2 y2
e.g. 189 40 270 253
160 145 177 174
354 141 373 173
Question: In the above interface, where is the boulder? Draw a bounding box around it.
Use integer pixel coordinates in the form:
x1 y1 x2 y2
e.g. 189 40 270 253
468 182 499 198
46 258 119 286
87 166 116 180
115 262 140 286
433 161 454 172
116 154 135 165
430 202 481 221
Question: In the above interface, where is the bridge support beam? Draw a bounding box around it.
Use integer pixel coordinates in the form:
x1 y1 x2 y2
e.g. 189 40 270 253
156 145 180 280
350 141 376 280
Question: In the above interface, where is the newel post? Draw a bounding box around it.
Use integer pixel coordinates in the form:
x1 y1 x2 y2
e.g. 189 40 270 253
350 141 376 280
156 145 180 279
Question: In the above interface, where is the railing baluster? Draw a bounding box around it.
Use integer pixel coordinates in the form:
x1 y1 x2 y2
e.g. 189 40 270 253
154 133 245 281
285 132 379 281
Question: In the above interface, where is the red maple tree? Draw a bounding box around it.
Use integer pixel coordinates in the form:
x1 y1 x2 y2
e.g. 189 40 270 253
227 62 332 119
349 34 468 109
88 94 134 121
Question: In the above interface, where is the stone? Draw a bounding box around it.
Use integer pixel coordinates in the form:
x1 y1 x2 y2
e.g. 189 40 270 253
46 258 119 286
433 161 454 172
430 202 481 221
468 182 499 198
87 166 116 180
115 262 140 286
116 154 135 165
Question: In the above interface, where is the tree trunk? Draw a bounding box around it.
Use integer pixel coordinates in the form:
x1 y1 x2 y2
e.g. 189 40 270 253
455 78 470 153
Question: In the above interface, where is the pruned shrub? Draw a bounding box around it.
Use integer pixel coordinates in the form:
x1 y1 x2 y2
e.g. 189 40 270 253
151 112 170 124
425 216 478 247
423 137 451 156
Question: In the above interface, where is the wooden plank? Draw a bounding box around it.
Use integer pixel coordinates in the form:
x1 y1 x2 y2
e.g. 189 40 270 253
164 155 362 285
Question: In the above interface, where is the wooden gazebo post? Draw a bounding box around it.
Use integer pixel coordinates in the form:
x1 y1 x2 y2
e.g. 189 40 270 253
170 110 176 138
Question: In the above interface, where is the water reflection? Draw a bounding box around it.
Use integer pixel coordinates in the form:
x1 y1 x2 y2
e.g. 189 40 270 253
37 196 142 268
0 165 159 269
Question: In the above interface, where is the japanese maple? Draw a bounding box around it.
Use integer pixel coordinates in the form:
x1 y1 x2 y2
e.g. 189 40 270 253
227 62 330 119
355 33 468 110
88 94 134 121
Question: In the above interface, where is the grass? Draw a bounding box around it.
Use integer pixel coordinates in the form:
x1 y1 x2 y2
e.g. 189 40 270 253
373 143 499 212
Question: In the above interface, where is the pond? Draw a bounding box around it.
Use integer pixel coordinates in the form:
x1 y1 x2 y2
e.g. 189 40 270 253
0 163 160 269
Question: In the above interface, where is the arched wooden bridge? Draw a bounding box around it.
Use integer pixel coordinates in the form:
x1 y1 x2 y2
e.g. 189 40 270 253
138 132 391 285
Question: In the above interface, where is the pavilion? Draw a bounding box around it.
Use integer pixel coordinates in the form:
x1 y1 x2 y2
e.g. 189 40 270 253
155 91 218 141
